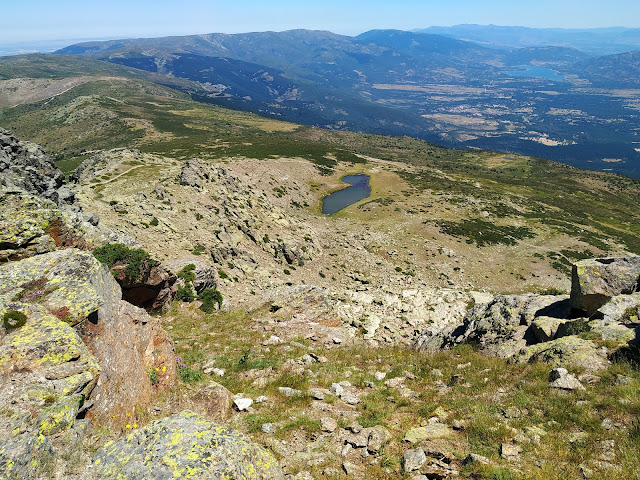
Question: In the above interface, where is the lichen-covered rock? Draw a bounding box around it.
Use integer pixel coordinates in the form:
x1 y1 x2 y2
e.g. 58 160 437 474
529 316 569 342
404 423 454 443
0 313 100 389
0 307 100 479
0 249 177 429
588 293 640 345
0 192 85 262
571 257 640 316
514 336 609 372
93 410 284 479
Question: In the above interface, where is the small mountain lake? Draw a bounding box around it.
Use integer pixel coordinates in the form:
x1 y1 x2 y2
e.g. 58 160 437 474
322 173 371 215
504 65 567 82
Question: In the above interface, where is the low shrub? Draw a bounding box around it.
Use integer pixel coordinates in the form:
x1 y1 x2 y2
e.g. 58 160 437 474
199 289 223 313
3 311 27 332
175 284 195 302
92 243 155 281
177 264 196 284
176 357 203 383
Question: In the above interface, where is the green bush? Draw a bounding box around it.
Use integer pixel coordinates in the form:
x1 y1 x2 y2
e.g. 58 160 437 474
175 284 195 302
178 365 203 383
3 311 27 332
177 264 196 284
192 244 206 256
92 243 155 281
217 269 228 280
149 217 159 227
199 289 223 313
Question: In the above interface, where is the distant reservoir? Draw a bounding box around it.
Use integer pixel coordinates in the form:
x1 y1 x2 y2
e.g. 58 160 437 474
504 65 567 82
322 174 371 215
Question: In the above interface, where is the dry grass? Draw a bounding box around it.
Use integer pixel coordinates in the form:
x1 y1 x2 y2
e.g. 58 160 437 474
163 303 640 479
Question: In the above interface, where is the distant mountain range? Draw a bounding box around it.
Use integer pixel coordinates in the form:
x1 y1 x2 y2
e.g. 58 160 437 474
416 25 640 55
4 27 639 176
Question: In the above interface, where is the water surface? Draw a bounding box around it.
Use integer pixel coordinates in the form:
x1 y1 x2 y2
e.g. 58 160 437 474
322 174 371 215
504 65 566 82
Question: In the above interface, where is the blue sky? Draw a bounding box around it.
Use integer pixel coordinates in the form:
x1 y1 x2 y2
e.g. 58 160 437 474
3 0 640 45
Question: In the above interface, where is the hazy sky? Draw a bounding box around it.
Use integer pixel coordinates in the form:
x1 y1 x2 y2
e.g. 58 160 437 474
3 0 640 45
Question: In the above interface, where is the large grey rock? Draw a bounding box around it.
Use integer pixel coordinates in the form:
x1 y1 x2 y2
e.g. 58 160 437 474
549 368 586 391
571 257 640 316
530 316 569 342
191 381 232 422
403 448 427 472
93 410 284 479
404 423 454 443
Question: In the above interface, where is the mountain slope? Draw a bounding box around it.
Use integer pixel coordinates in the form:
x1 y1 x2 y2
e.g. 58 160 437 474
25 31 640 177
574 50 640 87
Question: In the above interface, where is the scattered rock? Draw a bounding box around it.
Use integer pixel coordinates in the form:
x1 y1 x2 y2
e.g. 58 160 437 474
463 453 490 465
367 426 391 454
404 424 454 443
342 461 364 477
191 381 232 422
262 423 277 435
403 448 427 473
308 388 329 400
278 387 302 397
321 417 338 433
233 396 253 411
339 392 360 405
500 443 522 461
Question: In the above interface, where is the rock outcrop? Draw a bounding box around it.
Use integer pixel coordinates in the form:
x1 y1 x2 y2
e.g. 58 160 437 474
109 259 176 310
0 130 138 263
176 159 318 268
0 128 67 205
571 256 640 316
93 410 284 479
412 256 640 372
417 294 570 357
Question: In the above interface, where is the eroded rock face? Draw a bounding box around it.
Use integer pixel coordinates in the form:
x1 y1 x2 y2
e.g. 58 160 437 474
571 257 640 316
93 410 284 479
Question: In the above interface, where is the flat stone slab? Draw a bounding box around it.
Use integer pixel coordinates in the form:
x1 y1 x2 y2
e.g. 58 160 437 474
404 423 454 443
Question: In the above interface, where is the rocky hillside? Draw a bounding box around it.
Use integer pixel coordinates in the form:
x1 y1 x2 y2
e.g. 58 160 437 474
0 132 286 479
1 130 639 479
